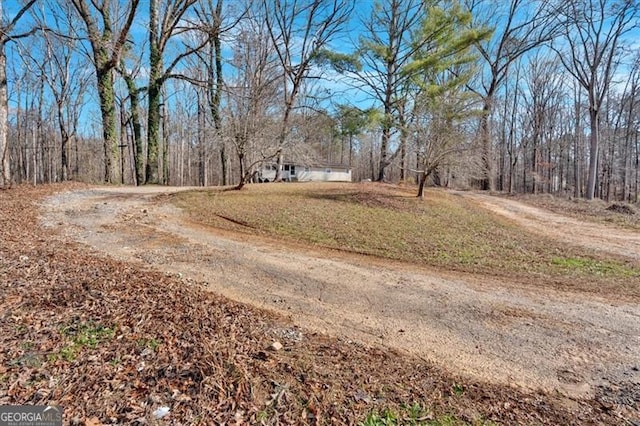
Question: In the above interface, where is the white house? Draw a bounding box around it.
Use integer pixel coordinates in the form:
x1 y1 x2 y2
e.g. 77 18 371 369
258 162 352 182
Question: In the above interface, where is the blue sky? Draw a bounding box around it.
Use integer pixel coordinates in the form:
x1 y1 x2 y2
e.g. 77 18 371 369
3 0 640 136
3 0 375 129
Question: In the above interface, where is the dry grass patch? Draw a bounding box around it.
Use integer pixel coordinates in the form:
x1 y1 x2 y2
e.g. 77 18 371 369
171 182 640 300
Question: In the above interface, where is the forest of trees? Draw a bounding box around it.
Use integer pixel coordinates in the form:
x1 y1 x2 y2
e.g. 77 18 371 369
0 0 639 201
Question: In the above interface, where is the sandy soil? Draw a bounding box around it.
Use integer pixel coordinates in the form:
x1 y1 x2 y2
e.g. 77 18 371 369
458 192 640 260
40 186 640 404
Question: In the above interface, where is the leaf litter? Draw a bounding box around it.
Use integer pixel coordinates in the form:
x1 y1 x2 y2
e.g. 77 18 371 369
0 183 631 425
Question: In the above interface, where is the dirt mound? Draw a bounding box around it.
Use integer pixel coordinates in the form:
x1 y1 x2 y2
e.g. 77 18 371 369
606 203 636 215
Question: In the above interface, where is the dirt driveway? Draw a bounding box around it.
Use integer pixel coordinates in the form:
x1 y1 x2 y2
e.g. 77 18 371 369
41 187 640 404
458 192 640 260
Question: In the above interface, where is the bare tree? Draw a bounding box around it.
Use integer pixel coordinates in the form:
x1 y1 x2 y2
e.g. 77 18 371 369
146 0 202 184
554 0 639 200
494 57 524 193
29 1 90 182
195 0 225 185
11 38 47 184
619 53 640 202
191 0 247 186
467 0 560 191
226 11 281 188
262 0 353 182
521 55 563 194
70 0 140 183
118 42 146 186
0 0 36 188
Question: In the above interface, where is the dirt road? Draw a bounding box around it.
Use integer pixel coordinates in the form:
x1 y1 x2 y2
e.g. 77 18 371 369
41 187 640 404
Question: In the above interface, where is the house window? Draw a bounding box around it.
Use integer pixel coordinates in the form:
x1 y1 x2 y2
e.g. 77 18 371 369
304 166 310 172
290 165 296 175
325 168 332 173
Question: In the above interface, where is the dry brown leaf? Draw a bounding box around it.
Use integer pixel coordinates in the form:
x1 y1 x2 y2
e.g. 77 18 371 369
84 416 103 426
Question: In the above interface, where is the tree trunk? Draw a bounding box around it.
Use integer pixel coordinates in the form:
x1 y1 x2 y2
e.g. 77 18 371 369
96 68 118 183
498 90 510 192
433 168 441 186
211 2 224 185
238 151 245 184
417 171 428 199
274 149 284 182
16 86 23 184
586 107 599 200
0 41 9 188
633 130 640 203
573 90 582 198
124 76 144 185
479 98 494 191
58 113 69 181
162 102 169 184
560 142 566 193
131 99 145 185
378 123 391 182
119 102 127 184
74 134 79 179
622 126 630 202
522 144 527 193
398 107 407 182
507 70 519 194
370 143 376 181
349 134 353 167
532 142 538 194
31 126 36 185
622 84 636 201
146 0 162 184
220 142 228 186
146 74 162 184
547 145 552 194
37 82 48 183
197 95 206 186
509 155 517 194
235 151 257 190
0 0 37 186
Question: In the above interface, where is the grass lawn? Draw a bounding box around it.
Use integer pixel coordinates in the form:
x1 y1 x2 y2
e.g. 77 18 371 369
171 182 640 300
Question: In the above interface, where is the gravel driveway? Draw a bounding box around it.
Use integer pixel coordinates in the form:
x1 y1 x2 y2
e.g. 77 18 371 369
41 187 640 407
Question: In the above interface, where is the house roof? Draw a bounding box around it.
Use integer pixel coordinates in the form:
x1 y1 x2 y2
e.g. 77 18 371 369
281 160 351 169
